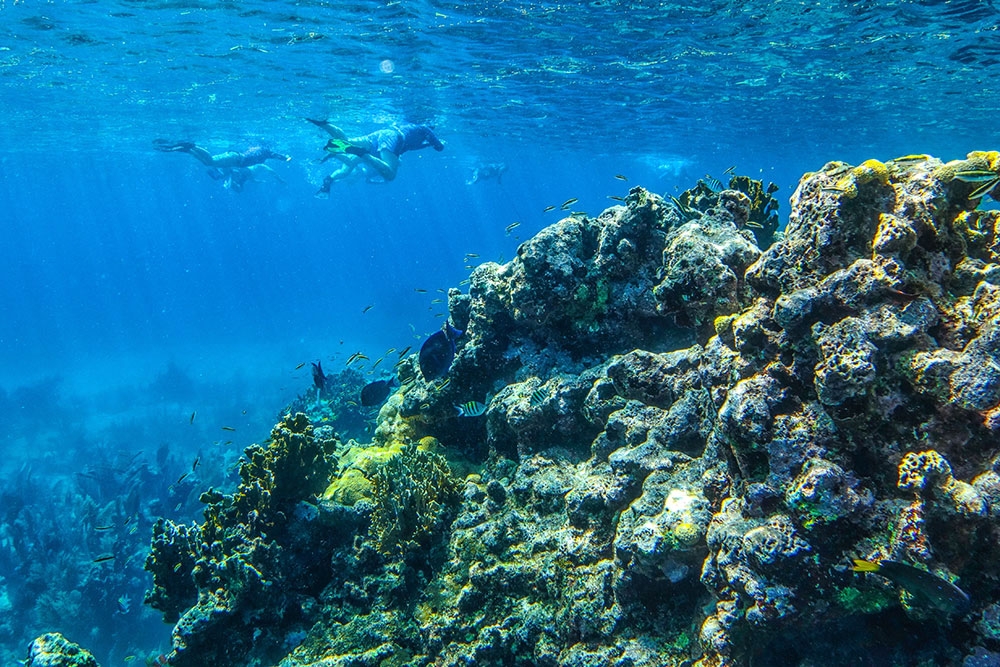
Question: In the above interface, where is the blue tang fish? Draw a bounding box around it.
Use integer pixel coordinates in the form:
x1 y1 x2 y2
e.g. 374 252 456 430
419 323 463 381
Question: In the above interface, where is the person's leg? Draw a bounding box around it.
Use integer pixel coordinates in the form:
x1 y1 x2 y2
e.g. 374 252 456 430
306 118 349 140
315 155 360 197
203 150 242 168
360 150 400 182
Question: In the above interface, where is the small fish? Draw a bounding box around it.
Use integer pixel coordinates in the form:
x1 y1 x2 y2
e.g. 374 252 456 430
607 195 625 202
969 177 1000 199
891 154 931 163
93 554 116 563
420 402 431 410
464 253 479 259
543 205 556 212
529 387 547 407
295 362 306 370
459 278 471 286
124 655 136 663
173 562 183 572
455 401 487 417
561 197 578 209
95 525 114 531
189 411 196 424
851 559 970 615
346 352 369 366
505 221 521 234
953 170 999 183
437 377 451 390
192 456 200 472
614 174 628 181
222 440 233 446
362 304 374 314
397 345 412 359
221 426 236 432
437 288 446 293
346 400 358 407
123 515 133 525
372 357 384 369
128 523 138 535
431 298 443 304
723 165 736 175
117 595 131 614
386 347 396 355
705 175 725 191
176 472 190 484
414 288 428 293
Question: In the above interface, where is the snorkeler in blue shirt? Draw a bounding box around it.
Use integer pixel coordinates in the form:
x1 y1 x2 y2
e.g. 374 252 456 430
307 119 445 197
153 140 291 191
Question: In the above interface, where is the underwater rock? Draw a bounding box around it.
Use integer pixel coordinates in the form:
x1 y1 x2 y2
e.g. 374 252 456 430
25 633 99 667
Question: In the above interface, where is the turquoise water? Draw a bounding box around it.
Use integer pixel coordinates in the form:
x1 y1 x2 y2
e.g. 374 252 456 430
0 0 996 663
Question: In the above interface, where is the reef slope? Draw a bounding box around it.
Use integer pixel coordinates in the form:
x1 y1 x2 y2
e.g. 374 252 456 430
51 153 1000 666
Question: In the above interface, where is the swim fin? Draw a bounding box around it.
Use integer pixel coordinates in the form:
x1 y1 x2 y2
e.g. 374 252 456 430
153 139 194 152
323 138 352 154
324 138 369 157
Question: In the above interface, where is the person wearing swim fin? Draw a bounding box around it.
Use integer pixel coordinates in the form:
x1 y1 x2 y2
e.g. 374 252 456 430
153 140 291 191
307 119 445 197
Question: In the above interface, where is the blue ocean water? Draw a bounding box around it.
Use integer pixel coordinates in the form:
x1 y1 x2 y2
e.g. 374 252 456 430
0 0 996 663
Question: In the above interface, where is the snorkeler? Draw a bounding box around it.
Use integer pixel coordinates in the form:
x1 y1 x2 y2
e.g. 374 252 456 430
153 140 291 191
467 162 508 185
307 119 445 197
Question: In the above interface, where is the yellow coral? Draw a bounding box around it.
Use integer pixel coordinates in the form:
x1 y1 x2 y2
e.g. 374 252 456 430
967 150 1000 171
673 520 701 547
322 468 371 506
853 159 889 186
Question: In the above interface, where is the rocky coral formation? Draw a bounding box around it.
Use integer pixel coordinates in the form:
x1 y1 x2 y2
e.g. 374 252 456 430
25 633 99 667
144 414 343 667
60 154 1000 666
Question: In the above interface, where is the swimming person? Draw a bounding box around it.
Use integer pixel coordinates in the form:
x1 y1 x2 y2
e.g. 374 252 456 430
153 140 291 191
307 119 444 197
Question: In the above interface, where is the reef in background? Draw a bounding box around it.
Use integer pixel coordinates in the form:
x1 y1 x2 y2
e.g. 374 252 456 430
44 153 1000 666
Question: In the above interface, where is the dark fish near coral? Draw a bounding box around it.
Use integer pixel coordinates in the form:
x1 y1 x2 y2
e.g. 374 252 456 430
561 197 578 209
455 400 487 417
360 378 396 406
543 205 556 212
851 559 970 615
419 323 463 381
312 361 326 391
505 221 521 234
93 554 116 563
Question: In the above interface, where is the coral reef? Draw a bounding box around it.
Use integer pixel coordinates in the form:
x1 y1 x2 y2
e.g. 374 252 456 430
75 151 1000 666
144 413 343 667
25 633 99 667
